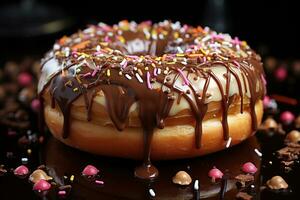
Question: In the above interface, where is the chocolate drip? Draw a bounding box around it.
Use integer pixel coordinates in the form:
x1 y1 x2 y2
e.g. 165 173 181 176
49 74 82 138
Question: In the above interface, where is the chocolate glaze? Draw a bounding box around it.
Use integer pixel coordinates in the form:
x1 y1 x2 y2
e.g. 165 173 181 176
38 21 266 179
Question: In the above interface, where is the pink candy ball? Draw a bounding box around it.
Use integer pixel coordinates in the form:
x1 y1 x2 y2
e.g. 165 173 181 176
208 167 223 179
280 111 295 124
242 162 257 174
263 96 271 108
31 99 41 112
82 165 99 176
14 165 29 176
33 179 51 191
274 67 287 81
18 72 32 86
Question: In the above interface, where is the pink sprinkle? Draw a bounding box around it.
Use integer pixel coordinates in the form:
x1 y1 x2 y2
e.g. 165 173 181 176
153 68 158 76
232 37 241 45
122 61 128 68
232 60 240 67
33 180 51 191
146 72 152 89
72 51 78 58
18 72 32 86
31 99 41 112
208 167 223 180
91 68 98 77
280 111 295 124
242 162 257 174
274 66 287 81
177 69 190 85
263 96 271 108
104 36 111 42
82 165 99 176
83 72 91 77
58 190 66 195
95 180 104 185
14 165 29 176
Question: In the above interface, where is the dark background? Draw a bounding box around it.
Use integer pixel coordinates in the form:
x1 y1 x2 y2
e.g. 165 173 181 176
0 0 299 60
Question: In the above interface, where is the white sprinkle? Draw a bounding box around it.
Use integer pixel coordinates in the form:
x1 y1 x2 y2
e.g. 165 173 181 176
125 74 132 80
254 148 262 157
251 184 255 188
149 189 155 197
194 180 199 190
181 61 187 65
157 68 161 74
135 73 143 83
202 35 211 42
77 55 85 61
226 137 232 148
159 34 164 40
120 58 127 66
96 45 101 52
53 44 60 50
152 33 158 40
177 47 184 53
21 157 28 162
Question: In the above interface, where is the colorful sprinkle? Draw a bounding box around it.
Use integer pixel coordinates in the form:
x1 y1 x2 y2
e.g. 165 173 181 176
146 71 152 89
177 68 190 85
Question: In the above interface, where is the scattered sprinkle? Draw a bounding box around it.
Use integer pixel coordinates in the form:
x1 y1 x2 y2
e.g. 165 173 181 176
254 148 262 157
70 175 75 182
194 180 199 190
149 188 156 197
95 180 104 185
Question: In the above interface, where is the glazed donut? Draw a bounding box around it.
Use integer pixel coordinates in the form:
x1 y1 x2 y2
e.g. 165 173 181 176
38 20 266 179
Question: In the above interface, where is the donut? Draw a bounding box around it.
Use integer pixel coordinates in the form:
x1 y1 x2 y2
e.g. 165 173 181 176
38 20 266 179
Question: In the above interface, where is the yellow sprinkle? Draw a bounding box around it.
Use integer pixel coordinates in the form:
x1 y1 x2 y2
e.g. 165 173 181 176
188 54 202 58
118 71 123 76
242 41 247 47
138 69 143 76
174 32 179 38
145 67 149 71
73 87 79 92
151 63 156 68
107 69 111 76
76 76 82 84
119 36 125 43
176 53 185 57
27 149 32 155
200 48 207 55
167 62 176 65
70 175 75 182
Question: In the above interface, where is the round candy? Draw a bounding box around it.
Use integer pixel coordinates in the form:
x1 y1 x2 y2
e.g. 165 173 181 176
242 162 257 174
82 165 99 176
280 111 295 124
208 167 223 180
18 72 32 86
14 165 29 176
274 66 287 81
33 179 51 191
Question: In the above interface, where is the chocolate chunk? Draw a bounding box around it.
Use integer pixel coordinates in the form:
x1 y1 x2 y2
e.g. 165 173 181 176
285 130 300 144
236 191 253 200
266 176 288 190
235 174 254 187
172 171 192 186
277 146 300 161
